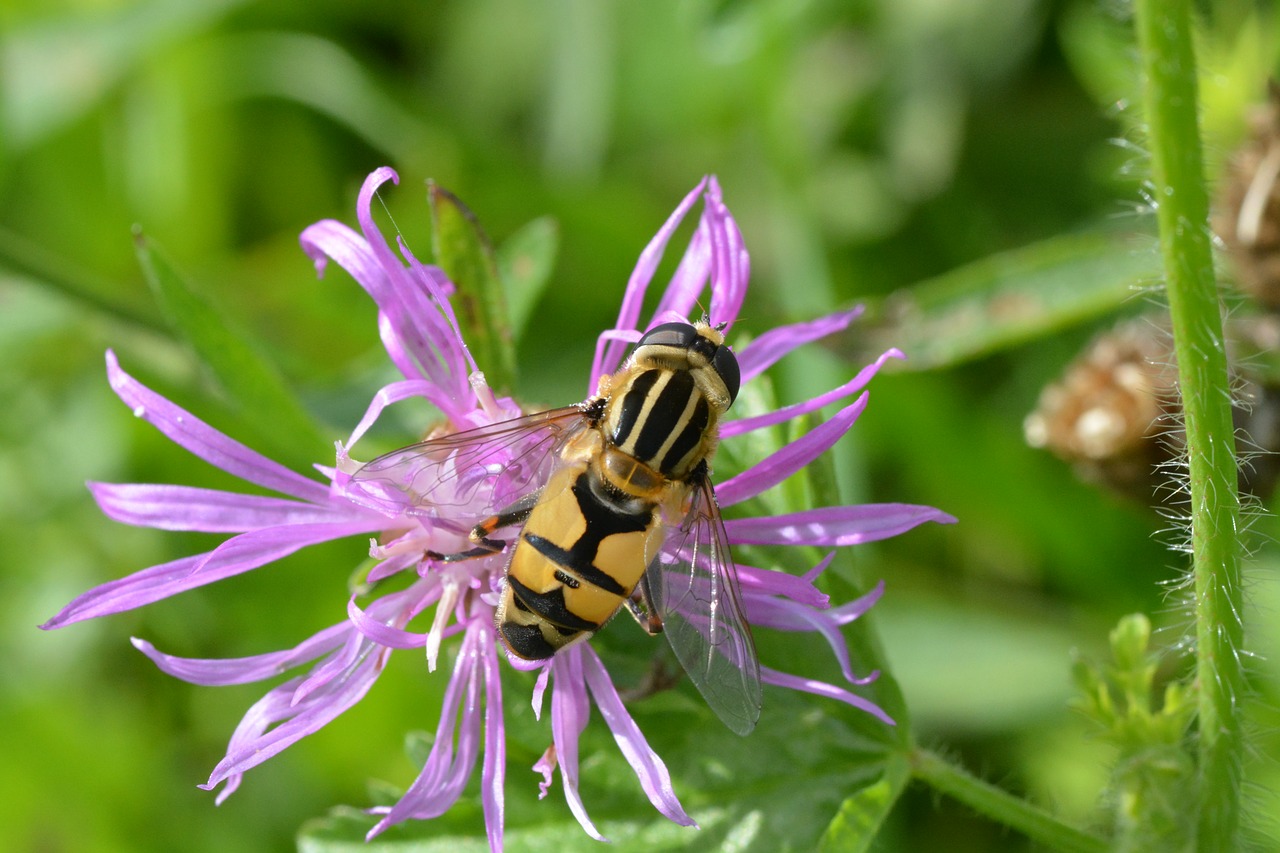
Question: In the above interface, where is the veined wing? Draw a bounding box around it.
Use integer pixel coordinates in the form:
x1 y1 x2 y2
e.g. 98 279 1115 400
647 472 762 735
346 404 589 520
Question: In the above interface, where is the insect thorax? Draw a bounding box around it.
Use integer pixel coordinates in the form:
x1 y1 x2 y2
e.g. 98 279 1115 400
602 361 725 482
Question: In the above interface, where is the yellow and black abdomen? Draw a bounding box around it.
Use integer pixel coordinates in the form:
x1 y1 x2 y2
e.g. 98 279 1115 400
498 461 663 659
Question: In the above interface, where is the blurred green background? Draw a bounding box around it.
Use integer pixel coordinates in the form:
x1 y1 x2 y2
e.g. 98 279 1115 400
3 1 1279 851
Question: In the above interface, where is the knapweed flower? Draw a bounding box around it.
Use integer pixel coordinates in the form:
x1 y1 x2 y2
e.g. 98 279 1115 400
44 167 954 850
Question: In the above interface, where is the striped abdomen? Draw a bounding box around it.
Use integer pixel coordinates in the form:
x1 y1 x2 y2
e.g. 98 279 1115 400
497 461 664 659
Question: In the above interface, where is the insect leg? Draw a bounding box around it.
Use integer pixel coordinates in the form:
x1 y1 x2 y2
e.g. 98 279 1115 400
625 570 664 636
427 490 542 563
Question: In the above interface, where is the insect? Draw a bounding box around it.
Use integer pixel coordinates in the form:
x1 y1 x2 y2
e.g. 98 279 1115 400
346 320 762 735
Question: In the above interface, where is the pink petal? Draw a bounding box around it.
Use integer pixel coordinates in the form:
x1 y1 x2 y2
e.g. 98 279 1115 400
105 351 331 504
345 379 460 450
551 648 604 841
705 177 749 332
736 307 863 382
89 482 361 532
720 348 904 438
592 178 709 384
743 584 884 685
298 218 388 317
828 580 887 624
42 521 378 628
760 665 894 725
300 169 475 416
579 645 696 828
715 394 868 507
480 632 506 853
369 626 484 836
652 216 712 323
724 503 956 547
346 590 452 651
204 646 386 801
130 623 351 686
735 560 830 610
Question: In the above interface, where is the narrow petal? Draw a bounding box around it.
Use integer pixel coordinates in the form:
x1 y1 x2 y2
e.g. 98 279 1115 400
736 307 863 382
593 179 709 383
720 348 904 438
551 648 603 841
377 310 425 383
42 521 378 628
345 379 460 450
299 218 388 314
715 394 868 508
89 482 361 532
301 169 475 415
652 215 711 323
105 351 331 504
399 238 478 386
346 590 456 651
204 646 386 800
588 327 642 395
480 632 506 853
131 623 351 686
743 589 882 686
351 170 475 409
369 627 483 836
297 584 438 704
579 645 696 828
725 503 957 547
760 665 893 725
735 561 830 610
828 580 887 624
705 176 749 332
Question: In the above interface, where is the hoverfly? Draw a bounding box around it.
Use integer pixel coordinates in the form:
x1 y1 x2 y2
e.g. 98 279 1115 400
345 320 762 735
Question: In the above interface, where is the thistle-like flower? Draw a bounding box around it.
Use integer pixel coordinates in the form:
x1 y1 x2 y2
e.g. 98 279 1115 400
43 167 954 849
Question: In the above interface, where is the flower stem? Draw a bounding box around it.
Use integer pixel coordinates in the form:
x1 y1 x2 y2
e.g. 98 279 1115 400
1132 1 1245 849
909 748 1107 853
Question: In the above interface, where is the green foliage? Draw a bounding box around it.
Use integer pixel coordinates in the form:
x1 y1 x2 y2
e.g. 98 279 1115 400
135 229 331 469
428 183 518 393
1072 615 1197 852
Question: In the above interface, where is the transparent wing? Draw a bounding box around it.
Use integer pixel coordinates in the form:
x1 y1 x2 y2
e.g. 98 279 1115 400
346 405 589 523
647 472 762 735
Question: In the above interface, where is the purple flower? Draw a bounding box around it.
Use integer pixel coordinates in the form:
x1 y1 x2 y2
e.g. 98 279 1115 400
43 168 954 849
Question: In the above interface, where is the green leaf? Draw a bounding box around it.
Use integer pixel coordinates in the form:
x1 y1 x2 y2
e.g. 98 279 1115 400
299 805 732 853
0 224 166 334
819 754 910 853
851 230 1159 371
134 229 330 468
429 183 517 392
496 216 560 343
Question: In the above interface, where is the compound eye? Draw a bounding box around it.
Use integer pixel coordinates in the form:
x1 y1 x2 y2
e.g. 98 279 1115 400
637 322 699 349
712 344 741 406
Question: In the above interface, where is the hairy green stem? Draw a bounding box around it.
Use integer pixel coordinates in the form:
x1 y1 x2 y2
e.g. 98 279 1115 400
1132 1 1245 849
909 748 1107 853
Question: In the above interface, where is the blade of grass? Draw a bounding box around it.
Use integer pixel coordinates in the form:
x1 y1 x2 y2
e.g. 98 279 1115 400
135 229 331 469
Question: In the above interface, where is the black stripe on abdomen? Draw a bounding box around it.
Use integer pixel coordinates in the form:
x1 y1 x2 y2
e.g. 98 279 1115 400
507 574 600 631
525 533 627 596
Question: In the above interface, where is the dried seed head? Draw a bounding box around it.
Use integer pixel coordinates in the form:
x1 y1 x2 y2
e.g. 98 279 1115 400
1024 313 1280 503
1216 81 1280 309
